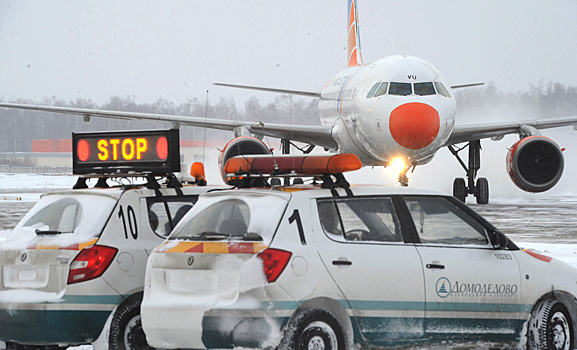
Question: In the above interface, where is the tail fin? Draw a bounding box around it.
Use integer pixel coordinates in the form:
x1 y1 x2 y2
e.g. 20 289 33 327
347 0 363 67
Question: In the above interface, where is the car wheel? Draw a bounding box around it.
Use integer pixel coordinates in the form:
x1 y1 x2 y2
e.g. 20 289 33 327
280 308 345 350
109 299 154 350
527 299 574 350
453 177 466 203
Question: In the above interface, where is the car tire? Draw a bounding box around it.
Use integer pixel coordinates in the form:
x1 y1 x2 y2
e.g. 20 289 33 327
475 177 489 204
453 177 466 203
279 308 346 350
109 299 154 350
527 299 574 350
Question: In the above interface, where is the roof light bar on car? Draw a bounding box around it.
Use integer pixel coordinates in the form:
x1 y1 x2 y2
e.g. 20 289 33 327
224 153 362 177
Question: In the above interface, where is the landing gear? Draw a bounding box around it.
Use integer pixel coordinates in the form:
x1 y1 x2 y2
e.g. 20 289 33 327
453 178 466 203
279 139 315 186
475 177 489 205
398 167 409 187
448 140 490 204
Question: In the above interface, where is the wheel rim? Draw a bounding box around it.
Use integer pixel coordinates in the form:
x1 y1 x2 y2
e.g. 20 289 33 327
124 315 149 350
302 321 337 350
308 335 325 350
550 311 571 350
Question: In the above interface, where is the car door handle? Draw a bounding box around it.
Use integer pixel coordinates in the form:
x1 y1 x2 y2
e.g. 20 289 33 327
332 260 352 266
426 263 445 269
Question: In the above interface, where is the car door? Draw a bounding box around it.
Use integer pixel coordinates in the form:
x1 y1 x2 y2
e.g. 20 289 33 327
313 196 426 343
401 196 523 341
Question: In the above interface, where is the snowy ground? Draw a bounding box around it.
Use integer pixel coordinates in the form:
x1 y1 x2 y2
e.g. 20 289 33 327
2 173 576 266
1 174 577 349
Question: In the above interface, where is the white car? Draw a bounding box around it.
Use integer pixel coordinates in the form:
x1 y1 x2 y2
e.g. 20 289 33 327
0 180 217 350
142 180 577 350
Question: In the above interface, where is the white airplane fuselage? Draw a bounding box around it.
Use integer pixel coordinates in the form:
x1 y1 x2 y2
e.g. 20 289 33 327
319 55 456 167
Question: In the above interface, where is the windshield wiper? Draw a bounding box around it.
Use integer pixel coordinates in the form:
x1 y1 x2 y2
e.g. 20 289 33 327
243 232 263 241
176 232 234 241
35 229 73 235
203 233 232 240
175 231 256 241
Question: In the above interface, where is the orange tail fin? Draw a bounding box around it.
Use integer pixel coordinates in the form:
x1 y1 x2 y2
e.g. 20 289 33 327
347 0 363 67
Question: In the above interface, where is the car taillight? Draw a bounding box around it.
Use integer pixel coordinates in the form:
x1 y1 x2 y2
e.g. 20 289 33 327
257 248 292 283
67 245 118 284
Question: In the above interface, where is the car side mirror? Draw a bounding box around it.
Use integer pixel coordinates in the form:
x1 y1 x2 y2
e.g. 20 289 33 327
490 230 508 250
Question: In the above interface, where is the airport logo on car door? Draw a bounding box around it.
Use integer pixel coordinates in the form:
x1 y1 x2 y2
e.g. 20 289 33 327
436 277 451 298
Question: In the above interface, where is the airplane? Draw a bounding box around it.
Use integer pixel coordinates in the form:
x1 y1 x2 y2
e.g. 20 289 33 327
1 0 577 204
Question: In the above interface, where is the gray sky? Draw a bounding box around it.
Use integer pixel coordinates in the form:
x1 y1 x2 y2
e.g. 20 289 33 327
1 0 576 106
3 0 577 199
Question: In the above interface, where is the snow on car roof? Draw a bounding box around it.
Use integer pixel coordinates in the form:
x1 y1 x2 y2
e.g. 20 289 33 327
198 183 447 200
39 183 226 201
39 187 124 200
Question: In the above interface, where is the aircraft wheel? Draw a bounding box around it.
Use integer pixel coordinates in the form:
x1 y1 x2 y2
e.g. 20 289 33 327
476 177 489 204
453 178 466 203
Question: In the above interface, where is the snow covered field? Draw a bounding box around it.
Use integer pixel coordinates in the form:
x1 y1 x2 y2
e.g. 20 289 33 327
1 173 577 350
2 173 576 266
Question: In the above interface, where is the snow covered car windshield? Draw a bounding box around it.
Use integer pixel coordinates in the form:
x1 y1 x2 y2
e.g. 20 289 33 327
18 193 117 238
169 192 289 244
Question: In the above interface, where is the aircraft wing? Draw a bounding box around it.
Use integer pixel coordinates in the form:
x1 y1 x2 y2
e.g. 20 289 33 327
213 83 321 98
446 115 577 145
0 102 337 149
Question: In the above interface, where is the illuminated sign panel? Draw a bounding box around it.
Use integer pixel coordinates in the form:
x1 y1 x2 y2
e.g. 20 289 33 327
72 129 180 174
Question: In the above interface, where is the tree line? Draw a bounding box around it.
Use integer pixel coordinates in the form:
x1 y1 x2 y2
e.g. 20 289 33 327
0 81 576 153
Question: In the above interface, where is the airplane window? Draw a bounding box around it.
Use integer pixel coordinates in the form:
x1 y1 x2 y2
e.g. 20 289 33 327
434 82 450 98
373 82 389 97
366 83 381 98
389 82 412 96
414 82 436 96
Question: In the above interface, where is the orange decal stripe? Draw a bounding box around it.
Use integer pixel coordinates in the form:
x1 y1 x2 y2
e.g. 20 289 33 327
523 248 553 263
78 239 98 251
203 242 229 254
157 241 268 254
164 241 204 253
28 238 99 251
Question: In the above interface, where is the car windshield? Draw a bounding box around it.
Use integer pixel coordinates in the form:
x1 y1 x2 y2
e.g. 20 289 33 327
169 192 289 244
18 193 117 238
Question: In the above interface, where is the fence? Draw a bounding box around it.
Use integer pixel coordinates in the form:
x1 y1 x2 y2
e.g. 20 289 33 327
0 165 72 174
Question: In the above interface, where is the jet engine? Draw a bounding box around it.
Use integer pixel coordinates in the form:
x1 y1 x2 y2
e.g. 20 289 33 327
506 136 564 192
218 136 271 182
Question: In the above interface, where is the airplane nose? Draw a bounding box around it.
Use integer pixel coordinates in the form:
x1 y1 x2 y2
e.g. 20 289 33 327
389 102 440 150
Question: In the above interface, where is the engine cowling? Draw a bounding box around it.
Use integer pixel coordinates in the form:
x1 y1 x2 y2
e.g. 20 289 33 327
218 136 271 182
506 136 564 192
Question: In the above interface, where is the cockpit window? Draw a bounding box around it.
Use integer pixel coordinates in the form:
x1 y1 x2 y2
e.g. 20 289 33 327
373 82 389 97
389 82 412 96
434 82 450 97
414 82 436 96
366 83 381 98
366 82 445 98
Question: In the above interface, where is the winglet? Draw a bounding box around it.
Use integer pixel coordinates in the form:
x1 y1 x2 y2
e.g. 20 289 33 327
347 0 363 67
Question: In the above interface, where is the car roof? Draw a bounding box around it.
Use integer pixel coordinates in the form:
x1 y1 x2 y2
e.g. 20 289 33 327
40 184 228 200
198 183 448 200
